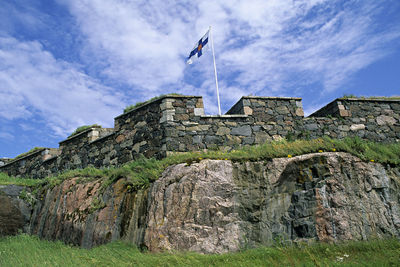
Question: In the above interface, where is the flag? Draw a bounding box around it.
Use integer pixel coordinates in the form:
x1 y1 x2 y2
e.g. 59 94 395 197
187 30 209 64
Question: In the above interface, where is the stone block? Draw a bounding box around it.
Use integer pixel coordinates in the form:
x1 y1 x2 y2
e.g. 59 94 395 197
305 124 319 131
205 135 220 144
216 127 231 136
182 121 198 126
194 108 205 116
376 115 397 126
199 125 210 131
338 125 350 132
175 114 189 120
226 135 242 145
187 126 201 132
339 109 351 117
243 99 251 106
243 106 253 115
195 99 204 108
276 106 289 115
135 121 147 127
231 125 252 136
193 136 202 144
160 113 174 123
350 124 365 131
225 122 238 127
243 137 255 145
255 132 269 144
115 134 125 143
295 108 304 117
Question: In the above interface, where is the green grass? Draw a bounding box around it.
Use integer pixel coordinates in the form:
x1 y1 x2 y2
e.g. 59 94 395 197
1 137 399 190
0 172 43 187
68 124 101 138
123 93 182 113
0 234 399 267
342 94 400 100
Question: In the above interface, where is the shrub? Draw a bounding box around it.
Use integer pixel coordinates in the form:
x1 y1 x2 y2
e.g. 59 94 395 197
123 93 182 113
68 124 101 138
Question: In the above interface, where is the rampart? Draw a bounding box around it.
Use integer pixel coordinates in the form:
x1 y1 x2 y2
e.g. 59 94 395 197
1 95 399 178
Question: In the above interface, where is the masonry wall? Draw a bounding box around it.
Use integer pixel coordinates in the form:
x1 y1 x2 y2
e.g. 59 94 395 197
1 95 399 179
0 148 59 178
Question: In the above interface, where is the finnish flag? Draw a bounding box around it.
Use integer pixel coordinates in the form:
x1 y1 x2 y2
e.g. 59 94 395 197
187 30 209 64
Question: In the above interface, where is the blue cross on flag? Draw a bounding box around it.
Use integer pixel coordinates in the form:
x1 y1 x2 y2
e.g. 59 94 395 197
187 30 209 64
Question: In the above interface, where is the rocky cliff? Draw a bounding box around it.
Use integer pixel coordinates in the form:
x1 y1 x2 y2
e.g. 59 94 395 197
1 152 399 253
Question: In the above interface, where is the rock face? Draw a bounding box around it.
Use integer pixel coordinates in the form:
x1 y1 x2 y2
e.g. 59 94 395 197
14 152 400 253
0 185 32 236
29 178 148 248
144 153 400 253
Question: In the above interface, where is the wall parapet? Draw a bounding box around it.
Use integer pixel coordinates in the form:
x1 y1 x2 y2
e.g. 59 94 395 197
1 94 399 178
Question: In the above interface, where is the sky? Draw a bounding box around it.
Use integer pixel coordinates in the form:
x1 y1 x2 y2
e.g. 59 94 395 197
1 0 400 158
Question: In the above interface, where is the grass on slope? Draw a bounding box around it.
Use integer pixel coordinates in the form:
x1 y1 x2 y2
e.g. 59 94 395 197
0 234 399 267
1 137 399 190
0 172 43 187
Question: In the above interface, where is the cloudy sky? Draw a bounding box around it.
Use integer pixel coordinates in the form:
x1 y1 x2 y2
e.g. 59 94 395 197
1 0 400 158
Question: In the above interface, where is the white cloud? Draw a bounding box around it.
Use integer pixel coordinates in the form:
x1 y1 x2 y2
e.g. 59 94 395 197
0 36 125 137
58 0 399 113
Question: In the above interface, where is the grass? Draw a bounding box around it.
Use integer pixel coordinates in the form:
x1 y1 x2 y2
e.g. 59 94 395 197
0 234 399 267
1 137 399 190
123 93 182 113
0 172 43 187
68 124 101 138
342 94 400 100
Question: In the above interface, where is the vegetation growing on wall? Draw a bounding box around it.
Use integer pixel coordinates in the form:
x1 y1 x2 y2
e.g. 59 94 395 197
123 93 182 113
342 94 400 100
68 124 101 138
13 147 44 161
2 137 399 192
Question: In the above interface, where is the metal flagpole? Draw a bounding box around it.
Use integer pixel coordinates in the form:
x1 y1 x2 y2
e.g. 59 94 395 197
209 26 222 115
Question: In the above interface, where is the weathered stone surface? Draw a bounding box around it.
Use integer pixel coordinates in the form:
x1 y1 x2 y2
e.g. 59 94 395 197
231 125 252 136
8 152 398 254
0 185 32 236
29 178 149 249
305 124 319 131
243 106 253 115
350 124 365 131
376 115 397 126
295 108 304 117
143 153 400 253
216 127 231 136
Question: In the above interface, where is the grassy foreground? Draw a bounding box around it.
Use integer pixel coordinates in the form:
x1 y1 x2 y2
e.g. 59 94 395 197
0 234 399 267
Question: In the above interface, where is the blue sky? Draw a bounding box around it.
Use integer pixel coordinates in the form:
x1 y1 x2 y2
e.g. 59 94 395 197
1 0 400 158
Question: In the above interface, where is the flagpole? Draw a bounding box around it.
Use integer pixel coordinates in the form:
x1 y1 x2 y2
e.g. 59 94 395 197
209 26 222 115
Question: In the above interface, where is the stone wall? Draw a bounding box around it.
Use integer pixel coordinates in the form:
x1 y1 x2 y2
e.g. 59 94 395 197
0 95 399 178
0 148 59 178
0 158 11 167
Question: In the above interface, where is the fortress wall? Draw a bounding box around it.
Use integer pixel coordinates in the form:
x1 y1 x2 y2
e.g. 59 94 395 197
57 128 101 171
87 133 116 168
310 98 400 118
37 156 58 178
0 148 59 178
306 98 400 142
1 95 399 179
164 96 305 153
